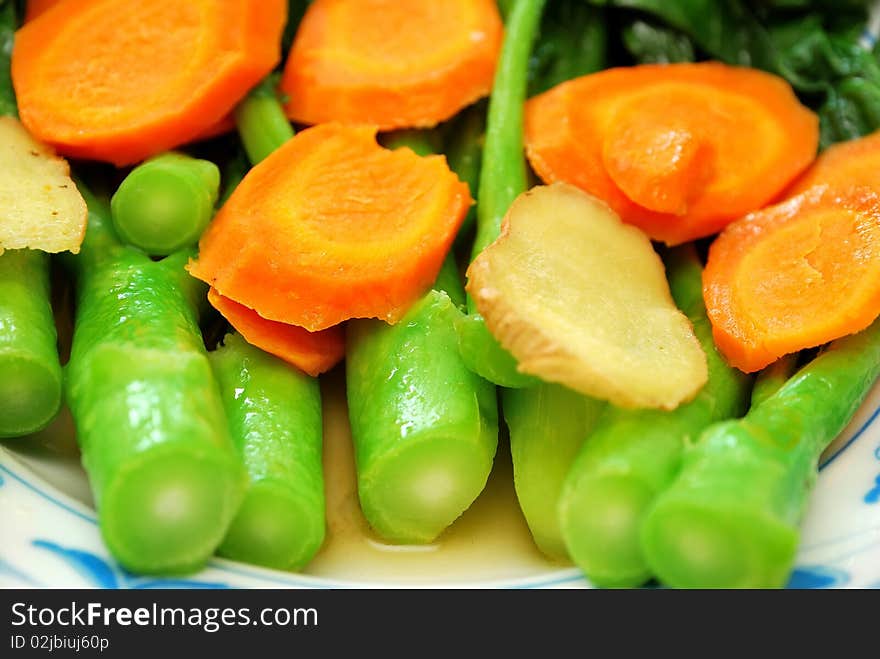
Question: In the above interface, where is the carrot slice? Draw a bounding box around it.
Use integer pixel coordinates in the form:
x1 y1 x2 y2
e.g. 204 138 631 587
188 123 472 332
786 129 880 197
524 63 819 245
25 0 61 22
703 186 880 373
207 289 344 377
280 0 503 129
12 0 286 165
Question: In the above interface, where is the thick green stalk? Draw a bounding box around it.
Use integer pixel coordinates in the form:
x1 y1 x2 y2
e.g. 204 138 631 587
457 0 547 388
110 152 220 256
0 249 63 437
210 333 325 570
502 384 605 559
234 77 295 165
559 246 752 587
66 185 244 574
0 0 62 438
347 290 498 543
641 318 880 589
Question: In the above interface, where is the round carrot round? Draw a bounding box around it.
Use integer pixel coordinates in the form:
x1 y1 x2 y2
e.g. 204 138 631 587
524 63 819 245
786 129 880 197
280 0 503 130
12 0 286 166
207 289 344 377
188 123 472 332
703 186 880 373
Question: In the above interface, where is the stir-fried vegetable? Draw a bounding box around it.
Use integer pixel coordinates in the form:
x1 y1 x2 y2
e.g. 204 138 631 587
110 152 219 256
558 245 751 587
280 0 503 129
642 316 880 588
467 183 708 409
210 333 325 570
12 0 287 164
65 186 244 574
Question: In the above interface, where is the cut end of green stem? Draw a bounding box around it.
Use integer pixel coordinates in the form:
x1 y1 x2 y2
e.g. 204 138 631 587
99 446 243 575
218 480 325 571
359 435 495 544
641 500 798 589
110 155 219 255
0 353 62 438
560 474 655 588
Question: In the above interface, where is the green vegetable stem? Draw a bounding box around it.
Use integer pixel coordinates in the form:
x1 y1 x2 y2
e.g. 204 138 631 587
0 0 62 438
0 249 63 437
346 130 498 544
456 0 547 388
347 289 499 544
110 152 220 256
641 317 880 588
210 333 325 570
502 384 605 559
234 77 295 165
65 185 244 574
558 245 752 587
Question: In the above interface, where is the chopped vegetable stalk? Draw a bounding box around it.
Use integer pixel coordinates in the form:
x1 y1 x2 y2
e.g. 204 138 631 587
558 245 751 587
457 0 547 387
66 185 244 574
0 116 86 254
347 289 499 543
503 383 605 559
0 249 62 437
110 152 219 256
641 316 880 589
210 333 325 570
234 77 294 165
467 182 708 409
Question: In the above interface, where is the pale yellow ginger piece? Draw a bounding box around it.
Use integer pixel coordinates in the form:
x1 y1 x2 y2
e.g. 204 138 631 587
0 116 86 254
467 182 708 410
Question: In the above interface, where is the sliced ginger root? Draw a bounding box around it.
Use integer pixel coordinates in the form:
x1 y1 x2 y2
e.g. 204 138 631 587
0 116 86 255
466 182 708 410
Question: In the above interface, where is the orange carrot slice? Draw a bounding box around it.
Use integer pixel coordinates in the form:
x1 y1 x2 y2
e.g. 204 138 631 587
25 0 61 22
280 0 503 129
786 129 880 197
188 122 472 332
524 62 819 245
703 186 880 373
207 289 344 377
12 0 286 165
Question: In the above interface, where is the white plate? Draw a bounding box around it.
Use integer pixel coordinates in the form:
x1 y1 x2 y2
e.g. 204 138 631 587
1 370 879 589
